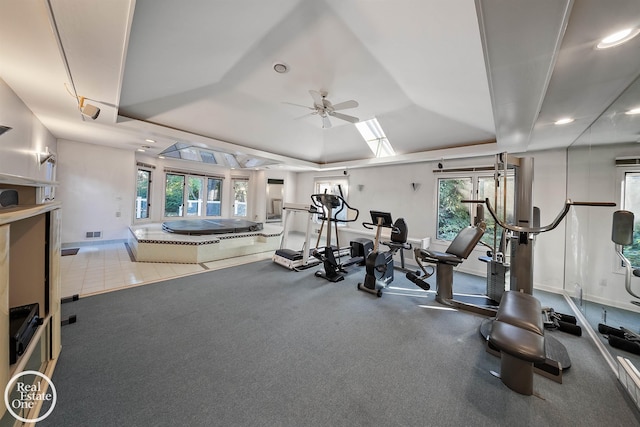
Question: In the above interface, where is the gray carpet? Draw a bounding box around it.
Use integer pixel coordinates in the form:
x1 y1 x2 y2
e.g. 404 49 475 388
38 261 640 426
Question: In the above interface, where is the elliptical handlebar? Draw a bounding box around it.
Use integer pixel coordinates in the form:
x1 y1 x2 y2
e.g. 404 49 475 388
310 193 360 223
462 198 616 234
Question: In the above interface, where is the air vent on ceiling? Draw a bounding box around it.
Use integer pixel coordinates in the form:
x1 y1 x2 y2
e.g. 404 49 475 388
615 157 640 166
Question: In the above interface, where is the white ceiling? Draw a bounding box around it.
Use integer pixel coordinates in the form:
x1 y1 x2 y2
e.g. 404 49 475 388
0 0 639 170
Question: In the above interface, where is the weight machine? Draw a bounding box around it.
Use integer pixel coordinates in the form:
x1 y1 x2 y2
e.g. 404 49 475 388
472 153 615 381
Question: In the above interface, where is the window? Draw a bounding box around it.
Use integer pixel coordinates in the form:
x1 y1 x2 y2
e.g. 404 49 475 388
313 178 349 223
437 177 472 241
478 175 515 248
165 171 224 218
206 178 223 216
186 176 203 216
436 171 514 247
164 173 185 217
232 178 249 217
356 118 395 158
135 168 151 219
622 171 640 267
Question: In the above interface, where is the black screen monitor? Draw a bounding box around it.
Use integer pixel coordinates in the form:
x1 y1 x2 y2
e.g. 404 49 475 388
369 210 393 227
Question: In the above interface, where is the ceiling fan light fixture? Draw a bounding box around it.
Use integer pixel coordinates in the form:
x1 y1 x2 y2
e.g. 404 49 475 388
273 62 289 73
596 28 640 49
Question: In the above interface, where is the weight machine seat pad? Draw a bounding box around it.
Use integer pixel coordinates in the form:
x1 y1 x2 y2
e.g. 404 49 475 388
415 249 463 265
489 320 546 363
446 225 485 259
495 291 544 335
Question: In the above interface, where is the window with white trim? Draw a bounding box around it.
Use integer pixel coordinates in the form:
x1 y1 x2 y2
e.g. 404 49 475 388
621 169 640 267
163 170 223 218
135 167 152 219
436 169 514 247
313 178 349 224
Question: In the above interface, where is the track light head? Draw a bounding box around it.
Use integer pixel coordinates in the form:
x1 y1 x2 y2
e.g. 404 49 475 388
78 96 100 120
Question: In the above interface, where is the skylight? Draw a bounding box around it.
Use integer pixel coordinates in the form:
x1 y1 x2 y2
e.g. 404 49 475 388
158 142 278 168
356 118 395 158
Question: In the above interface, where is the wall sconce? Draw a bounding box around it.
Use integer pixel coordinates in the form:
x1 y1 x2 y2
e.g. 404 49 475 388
38 151 56 165
411 182 421 192
78 96 100 120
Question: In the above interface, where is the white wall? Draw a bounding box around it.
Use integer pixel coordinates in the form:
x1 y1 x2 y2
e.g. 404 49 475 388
57 140 135 244
0 78 57 182
293 149 569 289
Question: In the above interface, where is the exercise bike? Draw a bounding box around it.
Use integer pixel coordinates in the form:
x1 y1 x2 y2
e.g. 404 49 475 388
357 211 413 297
311 193 372 282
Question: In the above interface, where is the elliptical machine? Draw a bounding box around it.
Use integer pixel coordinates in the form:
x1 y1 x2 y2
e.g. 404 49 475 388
311 192 372 282
357 211 412 297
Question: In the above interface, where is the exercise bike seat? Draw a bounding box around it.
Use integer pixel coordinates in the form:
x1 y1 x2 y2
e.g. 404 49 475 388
382 218 411 252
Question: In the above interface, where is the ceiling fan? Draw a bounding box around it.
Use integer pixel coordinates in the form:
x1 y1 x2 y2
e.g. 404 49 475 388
287 90 359 128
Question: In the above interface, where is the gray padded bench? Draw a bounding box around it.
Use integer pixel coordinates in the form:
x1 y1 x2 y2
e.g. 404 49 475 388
488 291 546 395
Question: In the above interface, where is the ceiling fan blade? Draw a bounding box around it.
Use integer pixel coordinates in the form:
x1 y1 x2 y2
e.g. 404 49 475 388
329 111 359 123
309 90 325 107
331 100 358 111
294 112 316 120
283 101 314 110
322 115 332 128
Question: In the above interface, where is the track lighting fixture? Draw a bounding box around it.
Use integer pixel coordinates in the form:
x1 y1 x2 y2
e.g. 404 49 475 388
78 96 100 120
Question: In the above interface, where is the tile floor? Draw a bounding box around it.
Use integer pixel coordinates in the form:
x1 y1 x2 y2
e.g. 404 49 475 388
60 241 278 298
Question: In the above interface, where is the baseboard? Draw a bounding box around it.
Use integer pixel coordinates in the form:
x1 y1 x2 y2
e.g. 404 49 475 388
62 239 126 249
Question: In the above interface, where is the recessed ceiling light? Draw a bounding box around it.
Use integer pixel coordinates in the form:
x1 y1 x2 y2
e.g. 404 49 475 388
137 148 146 152
596 28 640 49
273 62 289 73
145 138 156 143
554 117 574 125
625 106 640 115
